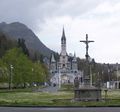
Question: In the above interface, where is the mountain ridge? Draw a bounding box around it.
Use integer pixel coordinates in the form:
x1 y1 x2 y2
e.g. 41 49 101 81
0 22 54 58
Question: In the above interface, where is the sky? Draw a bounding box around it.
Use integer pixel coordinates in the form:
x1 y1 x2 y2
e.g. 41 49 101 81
0 0 120 63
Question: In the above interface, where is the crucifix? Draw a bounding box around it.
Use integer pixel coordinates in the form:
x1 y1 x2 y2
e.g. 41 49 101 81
80 34 94 61
74 34 101 101
80 34 94 86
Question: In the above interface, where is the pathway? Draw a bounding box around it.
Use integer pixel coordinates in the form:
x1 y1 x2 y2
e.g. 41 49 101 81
37 85 59 93
1 107 120 112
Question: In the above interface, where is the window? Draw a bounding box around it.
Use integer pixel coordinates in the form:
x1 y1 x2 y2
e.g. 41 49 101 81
63 56 65 59
63 64 65 67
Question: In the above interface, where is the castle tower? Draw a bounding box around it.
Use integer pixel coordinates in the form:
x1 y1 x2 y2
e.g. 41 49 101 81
59 28 69 69
50 54 56 73
72 52 78 72
51 54 56 63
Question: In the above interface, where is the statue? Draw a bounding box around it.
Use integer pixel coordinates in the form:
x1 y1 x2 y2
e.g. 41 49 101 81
80 34 94 61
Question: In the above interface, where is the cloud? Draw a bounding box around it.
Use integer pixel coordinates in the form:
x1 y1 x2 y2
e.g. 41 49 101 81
0 0 120 63
0 0 103 30
36 0 120 63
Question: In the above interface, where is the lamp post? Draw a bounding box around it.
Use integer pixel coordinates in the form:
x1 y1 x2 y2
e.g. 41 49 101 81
116 63 119 89
9 64 13 90
32 68 34 87
107 64 111 89
58 67 61 88
90 61 92 86
102 71 104 87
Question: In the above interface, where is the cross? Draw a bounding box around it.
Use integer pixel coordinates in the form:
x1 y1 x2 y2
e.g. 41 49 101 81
80 34 94 61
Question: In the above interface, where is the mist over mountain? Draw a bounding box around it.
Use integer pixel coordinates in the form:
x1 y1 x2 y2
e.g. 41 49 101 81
0 22 54 58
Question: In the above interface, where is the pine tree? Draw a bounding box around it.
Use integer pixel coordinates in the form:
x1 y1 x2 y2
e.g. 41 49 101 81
18 38 29 56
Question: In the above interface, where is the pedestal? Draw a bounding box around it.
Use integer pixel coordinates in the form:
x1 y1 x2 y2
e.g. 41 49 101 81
74 86 101 101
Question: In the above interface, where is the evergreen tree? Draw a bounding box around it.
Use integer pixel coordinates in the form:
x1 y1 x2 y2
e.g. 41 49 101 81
18 38 29 56
0 32 17 57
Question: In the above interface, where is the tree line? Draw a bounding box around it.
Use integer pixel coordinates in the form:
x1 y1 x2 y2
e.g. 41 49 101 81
77 58 118 87
0 32 49 89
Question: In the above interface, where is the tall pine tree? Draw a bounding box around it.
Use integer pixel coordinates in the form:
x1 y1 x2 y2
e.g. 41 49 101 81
18 38 29 56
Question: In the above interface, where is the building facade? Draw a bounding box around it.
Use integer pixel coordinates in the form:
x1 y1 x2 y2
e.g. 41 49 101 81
50 28 83 86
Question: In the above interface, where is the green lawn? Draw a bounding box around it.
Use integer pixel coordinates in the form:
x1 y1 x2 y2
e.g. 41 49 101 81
0 89 120 106
0 89 73 106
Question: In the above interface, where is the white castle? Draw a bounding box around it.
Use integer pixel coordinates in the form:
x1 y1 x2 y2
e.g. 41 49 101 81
50 28 83 86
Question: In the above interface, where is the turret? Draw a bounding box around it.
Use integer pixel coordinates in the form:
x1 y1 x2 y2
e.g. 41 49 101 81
72 52 78 72
72 52 77 62
50 54 56 73
51 54 56 63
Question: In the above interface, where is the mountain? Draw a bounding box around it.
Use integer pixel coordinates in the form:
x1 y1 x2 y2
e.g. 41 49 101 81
0 22 54 58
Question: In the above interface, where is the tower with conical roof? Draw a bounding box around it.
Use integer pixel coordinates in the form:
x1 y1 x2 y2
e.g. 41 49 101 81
50 54 56 73
72 52 78 72
51 54 56 62
59 28 69 69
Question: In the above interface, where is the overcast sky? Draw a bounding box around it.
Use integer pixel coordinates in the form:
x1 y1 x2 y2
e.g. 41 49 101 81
0 0 120 63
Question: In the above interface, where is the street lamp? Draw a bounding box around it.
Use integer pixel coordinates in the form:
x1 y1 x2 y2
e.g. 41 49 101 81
32 68 34 87
9 64 13 90
107 64 111 89
58 67 61 88
116 63 119 89
90 63 92 86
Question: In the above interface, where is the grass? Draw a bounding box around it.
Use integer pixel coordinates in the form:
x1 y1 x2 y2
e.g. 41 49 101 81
0 88 120 106
0 89 73 106
59 84 74 91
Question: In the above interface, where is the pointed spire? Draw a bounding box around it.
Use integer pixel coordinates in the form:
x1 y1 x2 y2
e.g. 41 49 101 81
63 27 65 37
73 52 77 62
61 27 66 41
74 52 76 57
51 54 56 62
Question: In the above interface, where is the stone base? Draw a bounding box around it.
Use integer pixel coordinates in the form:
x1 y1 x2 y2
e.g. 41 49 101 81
74 86 101 101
